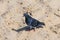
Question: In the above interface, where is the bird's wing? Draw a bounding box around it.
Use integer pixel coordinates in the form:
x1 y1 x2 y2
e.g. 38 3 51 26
30 19 38 27
31 18 45 27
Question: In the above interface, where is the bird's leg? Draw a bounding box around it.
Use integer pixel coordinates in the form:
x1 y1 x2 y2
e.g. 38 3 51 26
32 27 36 31
29 26 33 30
29 26 36 31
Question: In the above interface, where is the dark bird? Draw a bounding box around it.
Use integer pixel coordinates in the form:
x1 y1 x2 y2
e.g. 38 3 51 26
12 12 45 32
23 12 45 30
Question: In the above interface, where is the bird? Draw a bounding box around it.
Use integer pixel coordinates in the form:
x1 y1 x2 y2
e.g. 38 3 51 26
23 12 45 30
12 12 45 32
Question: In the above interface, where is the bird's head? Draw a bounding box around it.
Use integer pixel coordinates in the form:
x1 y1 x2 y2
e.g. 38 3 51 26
23 12 31 17
24 13 28 17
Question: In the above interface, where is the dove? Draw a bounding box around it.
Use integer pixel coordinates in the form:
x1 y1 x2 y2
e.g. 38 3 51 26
23 12 45 30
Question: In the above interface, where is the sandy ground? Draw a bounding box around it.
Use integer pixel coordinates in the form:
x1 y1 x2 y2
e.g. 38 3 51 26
0 0 60 40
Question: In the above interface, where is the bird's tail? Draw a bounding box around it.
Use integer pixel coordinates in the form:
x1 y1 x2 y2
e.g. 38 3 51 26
40 22 45 26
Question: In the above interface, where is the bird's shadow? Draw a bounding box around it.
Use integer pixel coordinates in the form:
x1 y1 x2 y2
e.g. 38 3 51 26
12 26 29 32
12 25 43 32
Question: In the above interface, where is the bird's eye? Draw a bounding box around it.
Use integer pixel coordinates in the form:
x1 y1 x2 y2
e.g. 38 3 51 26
29 12 32 16
30 13 32 16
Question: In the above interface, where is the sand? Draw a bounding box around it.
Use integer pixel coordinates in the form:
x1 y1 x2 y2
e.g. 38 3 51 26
0 0 60 40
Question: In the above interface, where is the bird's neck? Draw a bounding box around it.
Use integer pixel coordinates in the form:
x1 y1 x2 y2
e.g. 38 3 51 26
25 15 32 18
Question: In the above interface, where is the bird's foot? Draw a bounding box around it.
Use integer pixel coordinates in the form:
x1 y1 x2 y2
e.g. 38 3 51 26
33 29 35 31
